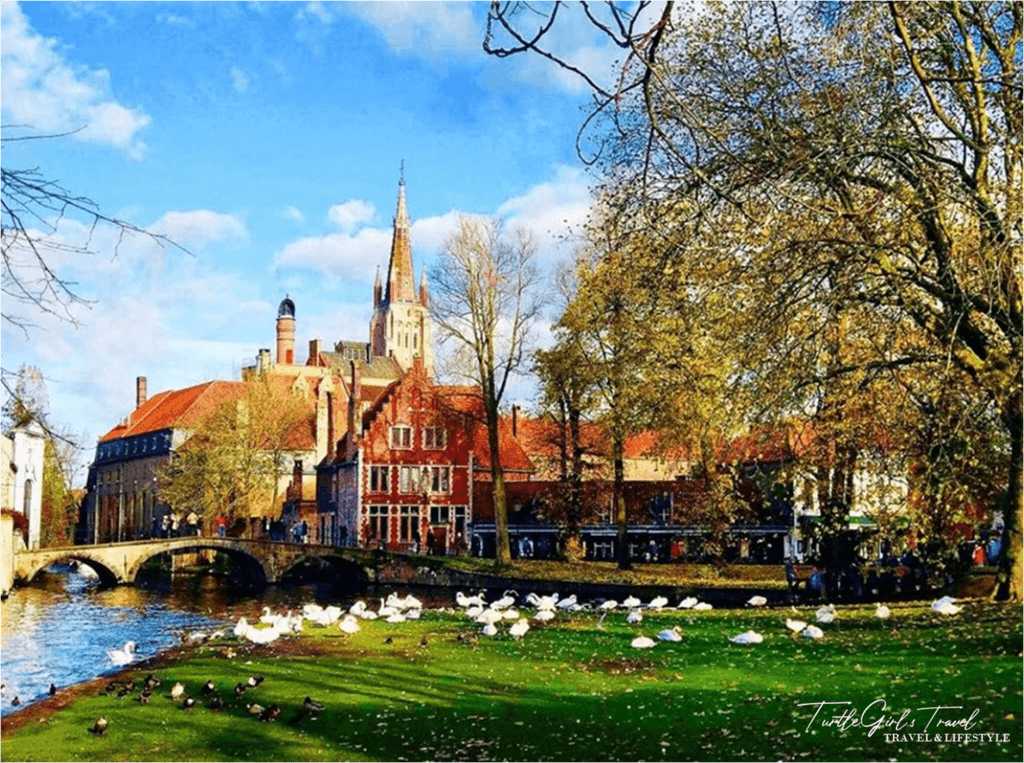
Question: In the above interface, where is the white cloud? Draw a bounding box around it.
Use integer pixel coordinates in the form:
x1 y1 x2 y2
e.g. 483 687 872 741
283 205 306 224
498 164 592 256
275 227 392 282
345 1 478 56
231 66 249 93
328 199 376 234
0 1 151 155
152 210 249 250
296 1 333 25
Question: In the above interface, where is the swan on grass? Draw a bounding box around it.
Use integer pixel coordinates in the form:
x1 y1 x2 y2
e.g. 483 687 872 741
931 596 962 616
746 595 768 607
785 618 807 634
338 615 360 634
875 604 891 620
692 602 713 611
657 626 683 642
622 595 641 609
678 597 698 610
801 625 824 639
647 596 669 610
533 609 556 622
106 641 137 666
815 605 836 624
626 609 643 624
730 630 763 645
481 622 499 637
630 636 657 649
509 618 530 639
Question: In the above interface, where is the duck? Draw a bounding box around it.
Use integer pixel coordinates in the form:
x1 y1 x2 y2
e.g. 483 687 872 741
260 704 282 722
89 716 108 736
247 675 265 688
302 696 325 715
170 682 185 701
106 641 138 666
746 595 768 607
143 674 161 690
630 636 657 649
657 626 683 642
509 618 530 639
246 702 265 717
678 596 699 609
208 695 224 711
139 687 153 704
730 630 764 645
802 625 824 639
182 695 196 712
201 680 216 697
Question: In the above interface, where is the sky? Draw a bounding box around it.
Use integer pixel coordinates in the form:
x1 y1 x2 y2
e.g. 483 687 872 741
0 0 629 481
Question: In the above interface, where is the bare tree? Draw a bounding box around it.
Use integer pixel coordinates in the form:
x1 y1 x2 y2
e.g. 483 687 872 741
429 216 542 565
2 129 184 335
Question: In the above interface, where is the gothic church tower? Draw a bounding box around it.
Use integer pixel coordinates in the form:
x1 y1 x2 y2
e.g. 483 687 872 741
370 174 434 377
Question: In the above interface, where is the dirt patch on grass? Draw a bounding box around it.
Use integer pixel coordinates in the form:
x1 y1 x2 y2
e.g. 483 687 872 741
584 657 659 675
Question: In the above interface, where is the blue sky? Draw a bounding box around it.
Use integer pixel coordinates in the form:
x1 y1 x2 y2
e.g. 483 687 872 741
1 1 622 479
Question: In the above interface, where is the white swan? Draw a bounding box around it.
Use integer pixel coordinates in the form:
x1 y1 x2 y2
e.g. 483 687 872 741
626 609 643 624
623 595 641 609
747 595 768 607
693 602 713 611
555 594 577 610
481 622 499 637
730 630 763 645
875 604 891 620
815 605 836 623
786 618 807 634
106 641 137 666
678 596 698 609
598 599 618 611
502 608 521 621
630 636 657 649
802 625 824 639
234 616 250 638
338 615 360 634
931 597 962 615
385 612 407 624
657 626 683 642
509 618 530 639
647 596 669 610
533 609 556 621
259 606 278 626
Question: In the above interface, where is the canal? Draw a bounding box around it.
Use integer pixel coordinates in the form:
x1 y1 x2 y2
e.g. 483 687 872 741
0 562 448 718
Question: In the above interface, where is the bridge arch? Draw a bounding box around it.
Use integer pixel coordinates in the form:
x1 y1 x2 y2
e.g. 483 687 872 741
125 541 272 585
278 552 369 586
21 552 121 587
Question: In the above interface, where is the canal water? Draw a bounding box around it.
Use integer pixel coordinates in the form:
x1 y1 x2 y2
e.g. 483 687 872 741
0 564 453 718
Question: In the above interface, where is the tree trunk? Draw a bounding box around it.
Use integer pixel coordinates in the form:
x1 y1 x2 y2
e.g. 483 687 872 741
614 430 631 570
485 396 511 566
1000 389 1022 601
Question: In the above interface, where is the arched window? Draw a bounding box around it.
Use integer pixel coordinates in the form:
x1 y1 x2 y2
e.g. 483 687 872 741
23 478 33 515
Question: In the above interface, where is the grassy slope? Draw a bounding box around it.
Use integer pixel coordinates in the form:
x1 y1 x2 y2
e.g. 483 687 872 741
1 602 1019 762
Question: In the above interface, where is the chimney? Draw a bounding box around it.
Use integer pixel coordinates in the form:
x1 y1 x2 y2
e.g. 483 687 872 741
257 348 271 375
309 338 322 366
136 376 147 408
347 361 362 460
512 404 518 438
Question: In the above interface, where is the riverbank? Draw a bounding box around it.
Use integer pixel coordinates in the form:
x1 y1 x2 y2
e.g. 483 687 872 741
2 597 1020 762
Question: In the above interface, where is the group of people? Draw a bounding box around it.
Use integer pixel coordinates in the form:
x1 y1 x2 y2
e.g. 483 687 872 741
156 512 229 538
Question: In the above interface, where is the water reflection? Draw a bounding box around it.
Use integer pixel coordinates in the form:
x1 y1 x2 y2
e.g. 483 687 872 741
1 564 458 717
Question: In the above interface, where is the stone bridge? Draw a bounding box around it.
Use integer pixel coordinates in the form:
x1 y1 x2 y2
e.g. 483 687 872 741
13 538 378 588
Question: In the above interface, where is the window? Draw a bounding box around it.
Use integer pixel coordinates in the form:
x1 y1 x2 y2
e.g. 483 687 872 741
430 505 450 525
368 505 389 540
391 425 412 449
399 506 419 542
423 427 446 450
454 506 467 538
399 466 421 494
369 466 390 492
427 466 450 494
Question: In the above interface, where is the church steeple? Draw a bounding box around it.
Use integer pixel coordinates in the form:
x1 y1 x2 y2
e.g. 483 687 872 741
385 173 416 304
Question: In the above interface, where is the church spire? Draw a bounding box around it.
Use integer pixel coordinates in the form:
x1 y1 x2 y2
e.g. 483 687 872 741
385 169 415 304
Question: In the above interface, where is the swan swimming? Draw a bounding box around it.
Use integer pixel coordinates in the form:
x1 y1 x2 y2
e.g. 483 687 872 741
106 641 137 666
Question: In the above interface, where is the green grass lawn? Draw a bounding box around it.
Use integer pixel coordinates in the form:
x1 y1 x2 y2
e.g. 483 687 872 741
2 600 1019 762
